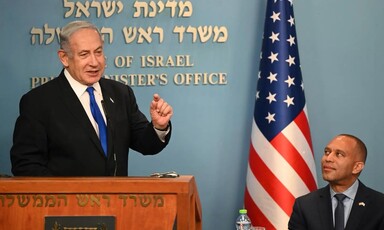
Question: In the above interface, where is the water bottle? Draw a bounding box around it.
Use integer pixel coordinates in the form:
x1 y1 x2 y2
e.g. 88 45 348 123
235 209 252 230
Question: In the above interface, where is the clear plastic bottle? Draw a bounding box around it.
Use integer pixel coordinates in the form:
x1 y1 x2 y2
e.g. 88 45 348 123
235 209 252 230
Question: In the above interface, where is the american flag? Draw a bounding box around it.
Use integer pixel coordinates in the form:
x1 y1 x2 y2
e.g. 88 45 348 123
244 0 318 229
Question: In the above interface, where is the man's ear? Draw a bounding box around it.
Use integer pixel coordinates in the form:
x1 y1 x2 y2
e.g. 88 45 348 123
58 49 69 67
352 162 365 175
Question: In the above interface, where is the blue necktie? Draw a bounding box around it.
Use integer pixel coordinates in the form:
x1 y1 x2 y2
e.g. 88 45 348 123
334 194 347 230
86 87 107 156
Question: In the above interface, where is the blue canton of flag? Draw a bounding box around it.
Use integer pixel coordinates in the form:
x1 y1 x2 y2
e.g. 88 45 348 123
256 0 304 141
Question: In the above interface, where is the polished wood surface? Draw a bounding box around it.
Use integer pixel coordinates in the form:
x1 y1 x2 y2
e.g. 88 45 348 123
0 175 202 230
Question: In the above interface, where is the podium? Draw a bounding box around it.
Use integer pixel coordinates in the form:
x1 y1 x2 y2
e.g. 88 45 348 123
0 175 202 230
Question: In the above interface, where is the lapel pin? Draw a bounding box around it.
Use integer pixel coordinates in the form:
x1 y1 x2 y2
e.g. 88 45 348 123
358 202 365 207
110 97 114 103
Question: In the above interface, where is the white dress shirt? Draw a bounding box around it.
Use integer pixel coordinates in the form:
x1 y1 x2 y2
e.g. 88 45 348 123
64 69 168 142
330 179 359 228
64 69 106 137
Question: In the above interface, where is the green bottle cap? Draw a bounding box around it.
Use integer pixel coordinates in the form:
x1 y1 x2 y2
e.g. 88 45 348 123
239 209 247 214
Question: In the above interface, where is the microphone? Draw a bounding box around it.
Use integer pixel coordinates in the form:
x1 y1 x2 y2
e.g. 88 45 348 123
113 153 117 176
101 100 117 176
101 100 109 120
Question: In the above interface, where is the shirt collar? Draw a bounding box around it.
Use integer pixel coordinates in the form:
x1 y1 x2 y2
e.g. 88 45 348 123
330 179 359 200
64 69 102 98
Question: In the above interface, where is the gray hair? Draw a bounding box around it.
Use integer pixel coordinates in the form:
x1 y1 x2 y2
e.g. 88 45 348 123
59 21 102 55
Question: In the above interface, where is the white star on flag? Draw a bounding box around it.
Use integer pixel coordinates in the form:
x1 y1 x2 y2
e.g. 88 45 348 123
266 92 277 104
267 72 278 83
286 55 295 66
288 15 295 26
269 31 280 43
284 95 295 107
268 52 279 63
270 11 281 22
287 35 296 46
285 75 295 87
265 112 276 123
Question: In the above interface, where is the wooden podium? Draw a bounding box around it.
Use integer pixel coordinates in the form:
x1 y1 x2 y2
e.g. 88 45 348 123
0 175 202 230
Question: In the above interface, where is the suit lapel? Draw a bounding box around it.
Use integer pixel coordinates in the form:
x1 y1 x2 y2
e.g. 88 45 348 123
99 79 118 157
56 72 106 156
345 181 369 230
317 186 335 230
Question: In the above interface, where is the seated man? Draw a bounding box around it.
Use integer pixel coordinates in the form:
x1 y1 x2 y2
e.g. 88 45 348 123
288 134 384 230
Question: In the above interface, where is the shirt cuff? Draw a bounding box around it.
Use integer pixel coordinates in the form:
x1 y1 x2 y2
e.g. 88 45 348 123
153 125 170 142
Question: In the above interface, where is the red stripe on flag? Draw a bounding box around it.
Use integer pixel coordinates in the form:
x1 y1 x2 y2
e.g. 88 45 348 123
270 133 317 191
248 143 296 216
295 110 314 154
244 187 275 230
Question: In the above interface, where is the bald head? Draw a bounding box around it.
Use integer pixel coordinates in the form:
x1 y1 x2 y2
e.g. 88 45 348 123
337 134 367 163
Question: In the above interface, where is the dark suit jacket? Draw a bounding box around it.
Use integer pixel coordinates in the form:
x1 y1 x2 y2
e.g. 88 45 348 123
10 70 171 176
288 181 384 230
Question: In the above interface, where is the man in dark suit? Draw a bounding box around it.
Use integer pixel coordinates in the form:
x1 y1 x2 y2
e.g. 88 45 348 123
288 134 384 230
10 20 173 176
